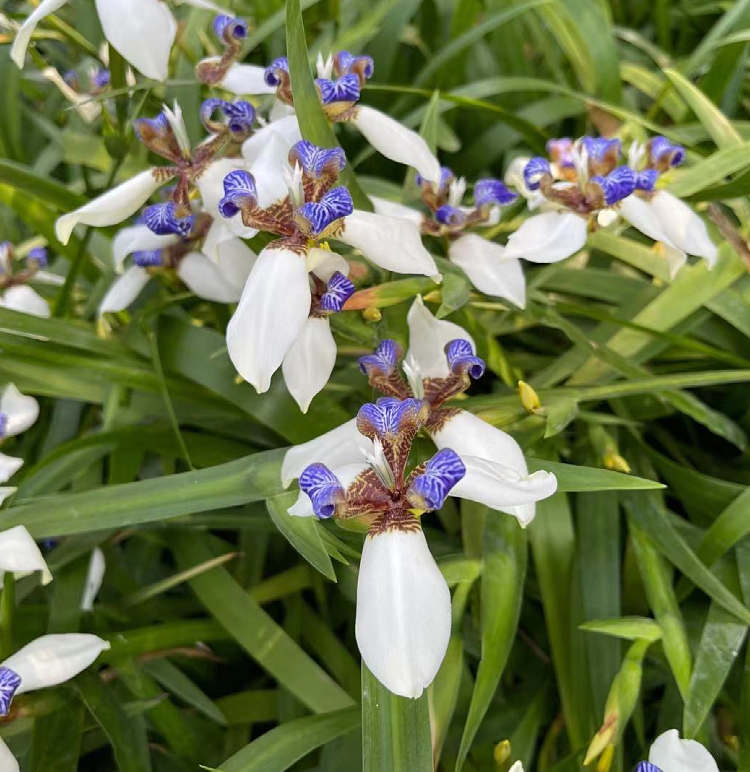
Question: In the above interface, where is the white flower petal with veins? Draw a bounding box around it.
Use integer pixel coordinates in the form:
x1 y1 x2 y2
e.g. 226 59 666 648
4 633 110 694
0 286 50 318
406 295 473 379
356 527 451 698
352 105 441 183
177 252 247 303
282 317 337 413
338 210 440 279
56 170 163 245
448 234 526 307
648 729 718 772
226 247 311 393
503 211 588 263
281 418 372 487
0 525 52 585
1 384 39 436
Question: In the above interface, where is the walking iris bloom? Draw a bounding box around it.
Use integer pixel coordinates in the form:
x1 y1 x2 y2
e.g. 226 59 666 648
372 168 527 307
217 140 439 407
197 36 441 183
635 730 718 772
297 397 463 697
12 0 225 81
0 243 52 318
0 632 110 770
0 384 40 504
506 136 716 273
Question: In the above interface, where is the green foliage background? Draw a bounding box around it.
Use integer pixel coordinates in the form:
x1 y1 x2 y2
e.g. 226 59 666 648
2 0 750 770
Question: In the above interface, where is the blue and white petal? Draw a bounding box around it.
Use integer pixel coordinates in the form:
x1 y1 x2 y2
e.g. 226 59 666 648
0 525 52 585
56 170 164 246
0 667 21 716
319 272 355 313
298 463 345 518
503 211 588 263
282 317 338 413
289 141 346 178
356 397 425 439
406 295 473 379
226 246 311 393
316 74 361 104
299 187 354 236
474 179 517 207
359 339 402 378
288 462 368 517
445 339 485 379
448 234 526 308
99 266 151 315
407 448 466 510
143 202 194 237
112 224 179 273
356 526 451 698
337 211 440 278
351 105 441 183
523 157 552 190
648 729 718 772
197 159 258 239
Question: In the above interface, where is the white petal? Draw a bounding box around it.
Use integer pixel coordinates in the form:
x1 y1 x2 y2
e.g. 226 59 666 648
503 211 588 263
288 462 369 517
161 101 191 157
0 526 52 585
282 317 337 413
649 729 719 772
226 246 311 393
94 0 177 81
211 237 256 287
177 252 244 303
450 456 557 526
112 224 179 273
509 763 524 772
448 234 526 307
0 286 50 318
281 418 372 487
197 159 258 239
3 634 110 694
202 220 235 262
0 454 23 485
356 528 451 698
369 196 424 227
269 99 297 122
81 548 105 612
174 0 224 11
56 170 162 245
664 244 688 279
1 384 39 436
0 736 19 772
306 247 349 283
98 266 151 315
618 194 675 246
429 409 543 523
0 488 16 506
338 210 439 278
406 295 473 379
352 105 441 183
198 60 277 95
650 191 718 266
242 115 302 166
246 131 298 208
42 67 100 123
10 0 70 68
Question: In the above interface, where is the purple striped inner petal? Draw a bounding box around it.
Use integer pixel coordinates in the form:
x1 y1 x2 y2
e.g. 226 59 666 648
289 141 346 178
648 136 685 168
319 272 355 314
590 166 636 206
316 74 361 104
445 339 485 380
0 666 21 716
582 136 621 162
299 463 344 519
356 397 424 439
634 764 662 772
133 249 164 268
524 157 552 190
219 170 258 218
0 413 8 438
635 169 659 192
213 14 247 41
133 112 170 145
474 179 518 207
143 202 194 237
298 186 353 236
358 339 402 377
435 205 465 228
27 246 48 267
334 51 374 80
407 448 466 511
264 57 289 86
546 137 574 167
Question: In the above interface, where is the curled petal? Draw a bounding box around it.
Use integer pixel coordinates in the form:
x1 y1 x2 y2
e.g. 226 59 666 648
356 397 426 441
112 225 179 273
282 317 337 413
213 14 247 41
648 729 718 772
445 339 485 379
435 205 465 228
299 187 353 237
319 272 355 314
226 246 311 393
503 211 588 263
56 170 163 245
81 548 105 612
142 202 194 237
99 266 151 316
448 234 526 307
407 448 466 510
649 191 718 266
337 210 439 278
10 0 70 69
523 157 551 190
406 295 473 379
356 527 451 698
264 57 289 87
197 159 258 239
3 633 110 695
359 340 402 378
94 0 177 81
352 105 441 183
0 286 51 318
281 418 372 487
0 526 52 585
1 385 39 437
176 252 246 303
219 170 258 218
474 179 517 207
298 463 344 518
288 462 368 517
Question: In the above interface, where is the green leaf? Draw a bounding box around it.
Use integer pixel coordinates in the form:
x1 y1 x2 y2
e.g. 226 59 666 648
580 616 663 642
266 491 337 581
667 142 750 197
526 458 664 491
361 665 432 772
210 707 359 772
0 160 87 211
455 513 527 771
